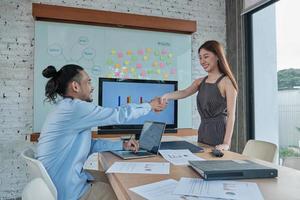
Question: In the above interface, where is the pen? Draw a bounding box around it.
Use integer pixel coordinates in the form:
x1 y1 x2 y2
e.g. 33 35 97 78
129 134 134 141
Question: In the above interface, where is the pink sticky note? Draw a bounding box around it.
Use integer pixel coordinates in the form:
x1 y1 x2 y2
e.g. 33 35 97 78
159 62 165 68
140 70 146 77
161 49 168 55
115 72 120 77
137 49 144 55
170 67 177 74
136 63 142 69
117 52 123 58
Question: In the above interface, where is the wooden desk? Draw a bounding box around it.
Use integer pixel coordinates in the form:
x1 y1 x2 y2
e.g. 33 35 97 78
99 139 300 200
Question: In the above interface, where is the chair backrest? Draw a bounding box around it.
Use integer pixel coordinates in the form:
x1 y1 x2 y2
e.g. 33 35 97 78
282 157 300 170
242 139 277 163
22 178 55 200
21 148 57 199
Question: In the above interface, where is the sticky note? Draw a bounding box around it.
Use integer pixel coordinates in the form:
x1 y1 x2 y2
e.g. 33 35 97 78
163 73 169 79
137 49 144 55
117 52 123 58
115 71 120 77
159 62 165 68
152 61 158 67
127 50 132 55
146 48 152 53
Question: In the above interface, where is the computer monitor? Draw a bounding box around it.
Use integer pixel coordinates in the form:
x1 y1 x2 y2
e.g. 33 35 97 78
98 78 178 134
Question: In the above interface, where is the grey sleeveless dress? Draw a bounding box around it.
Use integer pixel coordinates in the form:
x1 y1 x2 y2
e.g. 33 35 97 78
197 75 227 146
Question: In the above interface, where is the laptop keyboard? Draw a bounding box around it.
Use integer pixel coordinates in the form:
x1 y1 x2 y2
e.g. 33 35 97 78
120 151 153 156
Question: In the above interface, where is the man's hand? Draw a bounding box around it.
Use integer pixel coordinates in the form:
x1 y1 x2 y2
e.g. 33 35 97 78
123 138 139 152
150 97 167 112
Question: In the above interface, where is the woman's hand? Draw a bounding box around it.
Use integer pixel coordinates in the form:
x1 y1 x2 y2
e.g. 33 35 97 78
160 93 170 105
215 143 230 151
150 97 167 112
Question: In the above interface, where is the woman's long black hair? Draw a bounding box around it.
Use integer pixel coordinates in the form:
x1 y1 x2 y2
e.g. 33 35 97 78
42 64 83 103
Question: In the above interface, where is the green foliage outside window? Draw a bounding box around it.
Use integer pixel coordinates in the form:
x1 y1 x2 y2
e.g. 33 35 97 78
277 68 300 90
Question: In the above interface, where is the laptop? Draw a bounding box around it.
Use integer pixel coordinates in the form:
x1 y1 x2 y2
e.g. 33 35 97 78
189 160 278 180
160 140 204 153
111 121 166 159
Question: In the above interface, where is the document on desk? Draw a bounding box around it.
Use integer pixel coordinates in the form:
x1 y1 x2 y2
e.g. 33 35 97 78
106 162 170 174
159 149 205 165
130 179 180 200
174 177 264 200
130 179 213 200
83 153 98 170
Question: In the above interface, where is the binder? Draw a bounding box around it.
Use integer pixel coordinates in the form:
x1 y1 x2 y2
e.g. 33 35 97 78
189 160 278 180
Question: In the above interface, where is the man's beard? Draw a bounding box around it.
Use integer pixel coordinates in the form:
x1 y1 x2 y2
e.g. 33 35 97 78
86 97 93 102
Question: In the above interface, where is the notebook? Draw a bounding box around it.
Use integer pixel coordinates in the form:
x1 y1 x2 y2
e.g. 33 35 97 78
111 121 166 159
189 160 278 180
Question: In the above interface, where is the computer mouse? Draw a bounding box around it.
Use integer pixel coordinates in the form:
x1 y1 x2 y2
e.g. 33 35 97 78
212 149 224 157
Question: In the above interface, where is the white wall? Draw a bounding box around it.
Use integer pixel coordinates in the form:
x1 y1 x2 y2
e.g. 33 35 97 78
0 0 227 198
278 90 300 147
252 4 279 146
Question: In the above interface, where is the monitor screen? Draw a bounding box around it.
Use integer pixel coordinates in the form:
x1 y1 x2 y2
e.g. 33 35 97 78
98 78 177 133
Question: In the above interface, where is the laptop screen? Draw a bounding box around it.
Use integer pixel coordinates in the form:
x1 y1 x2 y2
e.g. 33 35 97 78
139 121 166 154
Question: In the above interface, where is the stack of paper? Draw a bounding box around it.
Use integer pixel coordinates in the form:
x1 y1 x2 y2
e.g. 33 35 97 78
159 149 205 165
83 153 99 170
129 178 264 200
106 162 170 174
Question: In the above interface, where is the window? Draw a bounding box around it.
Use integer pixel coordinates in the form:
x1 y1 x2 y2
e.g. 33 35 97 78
276 0 300 167
247 0 300 169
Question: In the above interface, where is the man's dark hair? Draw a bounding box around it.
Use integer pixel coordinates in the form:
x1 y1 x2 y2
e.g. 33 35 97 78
42 64 84 103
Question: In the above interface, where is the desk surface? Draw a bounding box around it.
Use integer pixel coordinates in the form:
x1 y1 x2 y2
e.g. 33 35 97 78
99 138 300 200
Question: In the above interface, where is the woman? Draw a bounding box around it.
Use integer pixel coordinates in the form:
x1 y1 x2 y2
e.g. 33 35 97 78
161 40 238 150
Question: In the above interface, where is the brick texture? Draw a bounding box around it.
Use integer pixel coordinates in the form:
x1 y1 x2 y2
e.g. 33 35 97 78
0 0 226 198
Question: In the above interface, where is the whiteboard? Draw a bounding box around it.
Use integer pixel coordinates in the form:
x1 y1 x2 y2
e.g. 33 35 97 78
34 21 192 131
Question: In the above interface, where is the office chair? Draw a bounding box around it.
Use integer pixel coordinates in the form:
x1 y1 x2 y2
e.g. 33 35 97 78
22 177 55 200
282 157 300 170
242 139 277 163
21 148 57 200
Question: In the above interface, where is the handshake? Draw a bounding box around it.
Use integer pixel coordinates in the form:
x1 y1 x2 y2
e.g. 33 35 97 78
149 95 169 112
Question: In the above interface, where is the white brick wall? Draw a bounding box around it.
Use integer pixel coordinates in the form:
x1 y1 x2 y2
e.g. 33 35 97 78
0 0 226 198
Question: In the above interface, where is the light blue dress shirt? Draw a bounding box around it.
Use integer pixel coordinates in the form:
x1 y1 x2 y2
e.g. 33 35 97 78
37 98 151 200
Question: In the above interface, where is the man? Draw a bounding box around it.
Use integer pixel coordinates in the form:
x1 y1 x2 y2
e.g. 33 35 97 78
37 64 166 200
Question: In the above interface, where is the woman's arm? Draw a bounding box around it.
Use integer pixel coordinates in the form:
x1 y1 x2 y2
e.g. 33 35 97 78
216 77 237 151
161 78 203 102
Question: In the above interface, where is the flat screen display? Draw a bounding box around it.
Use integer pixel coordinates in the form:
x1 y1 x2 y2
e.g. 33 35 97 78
98 78 177 133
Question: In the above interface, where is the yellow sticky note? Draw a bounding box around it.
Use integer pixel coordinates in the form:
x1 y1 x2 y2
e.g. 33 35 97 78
146 48 152 53
127 50 132 55
163 73 169 79
122 67 128 73
130 67 136 73
152 61 158 67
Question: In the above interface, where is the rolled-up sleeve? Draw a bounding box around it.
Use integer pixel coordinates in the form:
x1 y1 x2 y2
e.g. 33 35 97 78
90 139 123 153
73 100 152 131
